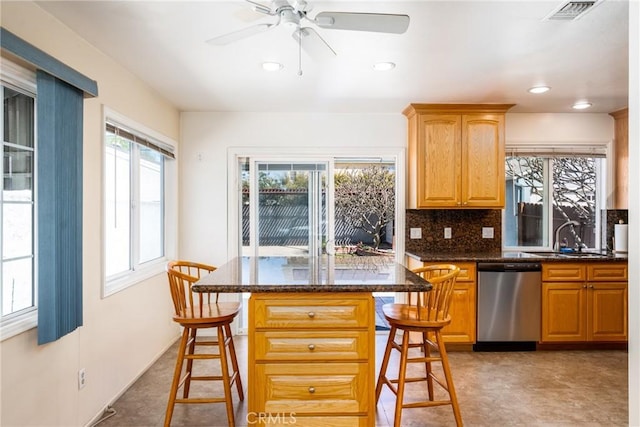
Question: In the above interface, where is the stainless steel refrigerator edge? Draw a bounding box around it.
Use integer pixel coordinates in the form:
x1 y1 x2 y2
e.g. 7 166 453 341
475 262 542 350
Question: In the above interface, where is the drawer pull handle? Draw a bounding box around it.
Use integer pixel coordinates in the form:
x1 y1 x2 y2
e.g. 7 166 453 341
308 387 315 394
308 344 315 351
307 312 316 318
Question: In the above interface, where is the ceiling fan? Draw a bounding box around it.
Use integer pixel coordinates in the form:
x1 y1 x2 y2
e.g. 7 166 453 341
206 0 410 60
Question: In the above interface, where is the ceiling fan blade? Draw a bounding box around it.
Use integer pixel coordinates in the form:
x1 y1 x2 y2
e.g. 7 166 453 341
314 12 410 34
206 23 275 45
292 27 337 60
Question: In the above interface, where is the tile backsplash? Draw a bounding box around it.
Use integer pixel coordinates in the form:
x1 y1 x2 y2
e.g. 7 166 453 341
406 209 502 254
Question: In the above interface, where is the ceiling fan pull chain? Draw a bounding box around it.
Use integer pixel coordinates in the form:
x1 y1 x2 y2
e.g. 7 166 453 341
298 27 303 76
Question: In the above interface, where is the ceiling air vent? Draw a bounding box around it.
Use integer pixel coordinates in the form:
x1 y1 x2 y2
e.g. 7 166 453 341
546 1 600 20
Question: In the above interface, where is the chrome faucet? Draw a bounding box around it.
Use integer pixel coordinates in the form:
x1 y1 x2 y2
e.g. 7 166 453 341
553 220 581 252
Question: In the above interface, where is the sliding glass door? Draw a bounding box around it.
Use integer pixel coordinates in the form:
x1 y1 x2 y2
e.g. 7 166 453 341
241 160 330 257
232 152 402 333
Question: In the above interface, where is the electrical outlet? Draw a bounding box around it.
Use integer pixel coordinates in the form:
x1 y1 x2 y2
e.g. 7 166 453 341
78 368 86 389
409 228 422 239
444 227 452 239
482 227 494 239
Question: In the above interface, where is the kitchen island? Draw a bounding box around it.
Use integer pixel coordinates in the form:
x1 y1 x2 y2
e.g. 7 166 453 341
193 255 431 427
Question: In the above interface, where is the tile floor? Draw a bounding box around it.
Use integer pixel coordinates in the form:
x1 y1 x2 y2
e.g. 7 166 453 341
95 334 628 427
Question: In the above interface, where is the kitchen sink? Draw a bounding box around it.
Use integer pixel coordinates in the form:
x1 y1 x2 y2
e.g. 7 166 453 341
524 251 610 259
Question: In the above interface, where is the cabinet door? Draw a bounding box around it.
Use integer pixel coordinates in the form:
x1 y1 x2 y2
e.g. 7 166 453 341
588 282 627 341
416 115 461 207
541 282 587 342
441 282 476 343
461 114 505 207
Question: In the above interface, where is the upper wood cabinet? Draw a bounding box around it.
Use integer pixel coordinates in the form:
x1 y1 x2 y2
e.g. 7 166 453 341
609 108 628 209
404 104 514 209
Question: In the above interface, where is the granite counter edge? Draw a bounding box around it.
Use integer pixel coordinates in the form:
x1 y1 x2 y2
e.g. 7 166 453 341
192 283 432 293
406 251 628 263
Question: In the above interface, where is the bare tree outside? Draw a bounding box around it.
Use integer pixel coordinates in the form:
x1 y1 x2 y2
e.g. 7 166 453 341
506 156 597 247
334 166 395 249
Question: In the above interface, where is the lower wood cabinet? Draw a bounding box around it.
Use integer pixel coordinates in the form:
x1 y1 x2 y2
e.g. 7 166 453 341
249 292 375 426
406 257 477 344
439 262 476 343
541 262 628 343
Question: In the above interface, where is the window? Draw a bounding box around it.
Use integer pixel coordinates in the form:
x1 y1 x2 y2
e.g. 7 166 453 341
1 64 37 338
239 158 397 257
504 154 605 250
103 113 176 295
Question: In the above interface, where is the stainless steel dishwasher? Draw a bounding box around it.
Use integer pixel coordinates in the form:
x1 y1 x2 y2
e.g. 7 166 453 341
474 262 542 351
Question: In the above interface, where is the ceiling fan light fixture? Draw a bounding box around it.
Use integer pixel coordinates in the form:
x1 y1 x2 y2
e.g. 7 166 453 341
572 101 592 110
262 61 283 71
373 62 395 71
528 86 551 94
280 8 300 28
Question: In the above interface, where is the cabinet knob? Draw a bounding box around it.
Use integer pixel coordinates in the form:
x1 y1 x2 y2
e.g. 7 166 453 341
308 386 316 394
589 284 594 289
307 312 316 318
583 285 587 288
308 344 316 351
463 202 468 205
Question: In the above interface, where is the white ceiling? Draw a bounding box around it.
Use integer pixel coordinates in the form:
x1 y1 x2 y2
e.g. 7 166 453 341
35 0 629 114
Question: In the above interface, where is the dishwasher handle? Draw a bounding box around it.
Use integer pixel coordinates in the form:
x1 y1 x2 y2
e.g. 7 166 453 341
477 262 541 272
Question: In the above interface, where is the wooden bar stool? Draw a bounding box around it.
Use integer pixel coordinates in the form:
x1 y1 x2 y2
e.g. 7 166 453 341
375 264 462 427
165 261 244 427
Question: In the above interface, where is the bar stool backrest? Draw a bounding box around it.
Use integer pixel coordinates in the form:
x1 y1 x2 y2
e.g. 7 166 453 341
166 260 217 318
409 264 460 322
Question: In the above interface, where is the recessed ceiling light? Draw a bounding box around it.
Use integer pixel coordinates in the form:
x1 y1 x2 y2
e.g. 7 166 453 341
373 62 396 71
572 101 593 110
262 62 283 71
528 86 551 94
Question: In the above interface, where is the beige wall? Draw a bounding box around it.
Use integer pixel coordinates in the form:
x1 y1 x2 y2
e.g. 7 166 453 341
179 110 614 264
506 113 614 143
1 3 181 426
626 2 639 425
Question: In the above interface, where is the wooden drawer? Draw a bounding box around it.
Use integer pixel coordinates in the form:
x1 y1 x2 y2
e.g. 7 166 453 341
255 330 369 361
542 263 586 281
587 263 628 281
454 262 476 282
256 363 369 415
254 415 368 426
253 296 371 329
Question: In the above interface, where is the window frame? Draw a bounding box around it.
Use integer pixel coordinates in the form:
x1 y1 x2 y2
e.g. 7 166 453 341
102 108 177 297
1 59 38 341
227 147 406 264
502 142 612 252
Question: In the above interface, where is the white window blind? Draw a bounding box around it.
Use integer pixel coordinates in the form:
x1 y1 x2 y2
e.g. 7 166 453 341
506 143 607 158
106 122 175 159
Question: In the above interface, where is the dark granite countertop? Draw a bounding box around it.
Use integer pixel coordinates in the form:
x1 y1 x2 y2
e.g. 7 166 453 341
192 256 432 293
407 250 628 263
